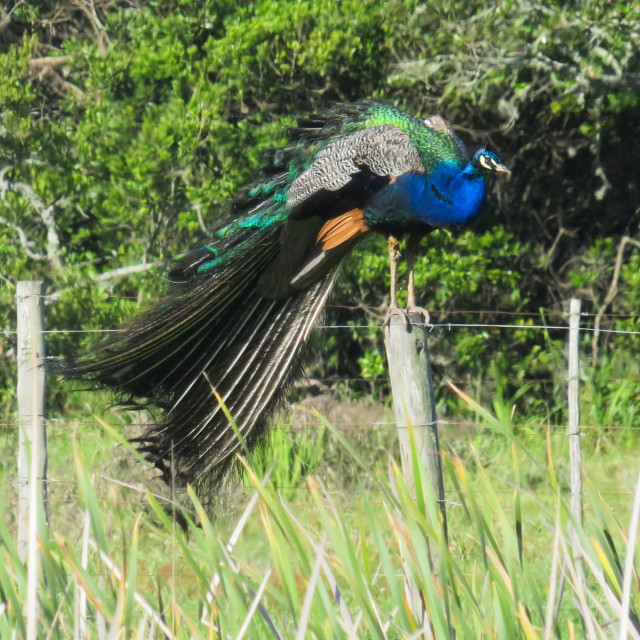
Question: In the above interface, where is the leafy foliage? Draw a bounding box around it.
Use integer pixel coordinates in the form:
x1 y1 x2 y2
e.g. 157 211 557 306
0 0 639 421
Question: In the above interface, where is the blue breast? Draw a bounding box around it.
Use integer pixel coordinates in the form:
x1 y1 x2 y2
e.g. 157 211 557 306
364 162 487 232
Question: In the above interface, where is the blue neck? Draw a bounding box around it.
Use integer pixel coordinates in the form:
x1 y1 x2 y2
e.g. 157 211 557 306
365 162 487 231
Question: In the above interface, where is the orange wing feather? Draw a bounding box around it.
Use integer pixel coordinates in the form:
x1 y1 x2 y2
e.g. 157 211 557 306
317 208 370 251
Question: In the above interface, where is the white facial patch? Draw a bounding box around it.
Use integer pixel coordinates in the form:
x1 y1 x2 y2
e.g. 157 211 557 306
478 154 494 171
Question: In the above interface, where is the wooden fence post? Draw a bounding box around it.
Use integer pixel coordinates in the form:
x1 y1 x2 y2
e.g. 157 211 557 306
385 313 447 627
16 280 47 640
568 298 583 581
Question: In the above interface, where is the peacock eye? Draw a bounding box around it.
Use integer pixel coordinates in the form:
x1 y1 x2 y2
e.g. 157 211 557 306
478 154 494 171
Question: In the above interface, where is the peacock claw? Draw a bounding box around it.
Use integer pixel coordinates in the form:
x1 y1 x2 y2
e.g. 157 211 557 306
383 305 431 330
383 305 412 331
406 306 431 327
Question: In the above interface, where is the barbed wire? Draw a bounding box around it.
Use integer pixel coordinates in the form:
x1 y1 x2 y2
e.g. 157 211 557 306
6 465 638 504
7 372 640 390
4 483 637 512
319 322 640 336
325 305 640 319
2 307 638 515
8 475 638 499
6 498 635 511
2 321 640 337
31 295 640 319
2 418 640 431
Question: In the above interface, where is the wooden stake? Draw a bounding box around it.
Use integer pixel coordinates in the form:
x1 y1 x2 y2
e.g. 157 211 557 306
568 298 583 581
385 313 447 627
16 281 47 640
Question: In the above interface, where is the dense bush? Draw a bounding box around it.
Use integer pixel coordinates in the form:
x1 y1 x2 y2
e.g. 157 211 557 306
1 0 639 421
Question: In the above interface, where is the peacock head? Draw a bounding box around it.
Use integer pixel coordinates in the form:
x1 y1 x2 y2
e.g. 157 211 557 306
471 150 510 176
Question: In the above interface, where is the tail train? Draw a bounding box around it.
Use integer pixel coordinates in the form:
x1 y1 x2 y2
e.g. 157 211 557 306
66 204 340 488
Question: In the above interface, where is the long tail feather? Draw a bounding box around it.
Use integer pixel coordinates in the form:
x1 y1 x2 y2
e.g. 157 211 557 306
64 207 338 489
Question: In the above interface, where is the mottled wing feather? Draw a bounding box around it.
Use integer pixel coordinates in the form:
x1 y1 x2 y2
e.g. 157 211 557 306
286 125 423 208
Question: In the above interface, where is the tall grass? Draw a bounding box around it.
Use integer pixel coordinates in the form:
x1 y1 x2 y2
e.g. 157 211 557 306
1 413 639 639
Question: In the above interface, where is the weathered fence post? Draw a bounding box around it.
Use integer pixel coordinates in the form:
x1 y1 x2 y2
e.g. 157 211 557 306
567 298 583 581
16 280 47 640
385 313 447 627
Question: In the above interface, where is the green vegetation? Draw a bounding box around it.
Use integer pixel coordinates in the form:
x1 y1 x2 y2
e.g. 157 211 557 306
1 410 638 638
1 0 640 418
1 1 640 635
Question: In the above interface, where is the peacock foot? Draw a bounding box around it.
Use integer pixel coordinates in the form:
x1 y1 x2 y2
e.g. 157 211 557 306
405 306 431 327
382 305 412 330
382 305 431 330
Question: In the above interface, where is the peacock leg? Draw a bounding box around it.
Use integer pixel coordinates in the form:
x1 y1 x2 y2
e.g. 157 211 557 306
383 235 411 329
388 235 401 307
405 233 430 326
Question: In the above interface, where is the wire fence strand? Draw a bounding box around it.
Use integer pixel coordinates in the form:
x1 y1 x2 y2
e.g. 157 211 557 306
4 302 639 534
2 321 640 337
3 418 640 431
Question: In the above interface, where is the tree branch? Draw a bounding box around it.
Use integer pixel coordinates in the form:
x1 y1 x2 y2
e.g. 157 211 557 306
28 55 74 68
0 168 64 270
591 236 640 363
0 215 46 261
95 261 163 283
46 261 164 302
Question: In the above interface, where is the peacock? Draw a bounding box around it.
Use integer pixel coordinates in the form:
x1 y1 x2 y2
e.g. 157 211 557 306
65 101 509 490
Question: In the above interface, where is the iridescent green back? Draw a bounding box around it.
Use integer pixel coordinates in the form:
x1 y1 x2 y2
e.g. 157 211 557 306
359 102 469 171
282 101 469 176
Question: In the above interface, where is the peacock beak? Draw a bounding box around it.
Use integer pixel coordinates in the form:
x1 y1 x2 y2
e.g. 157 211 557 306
494 162 511 175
